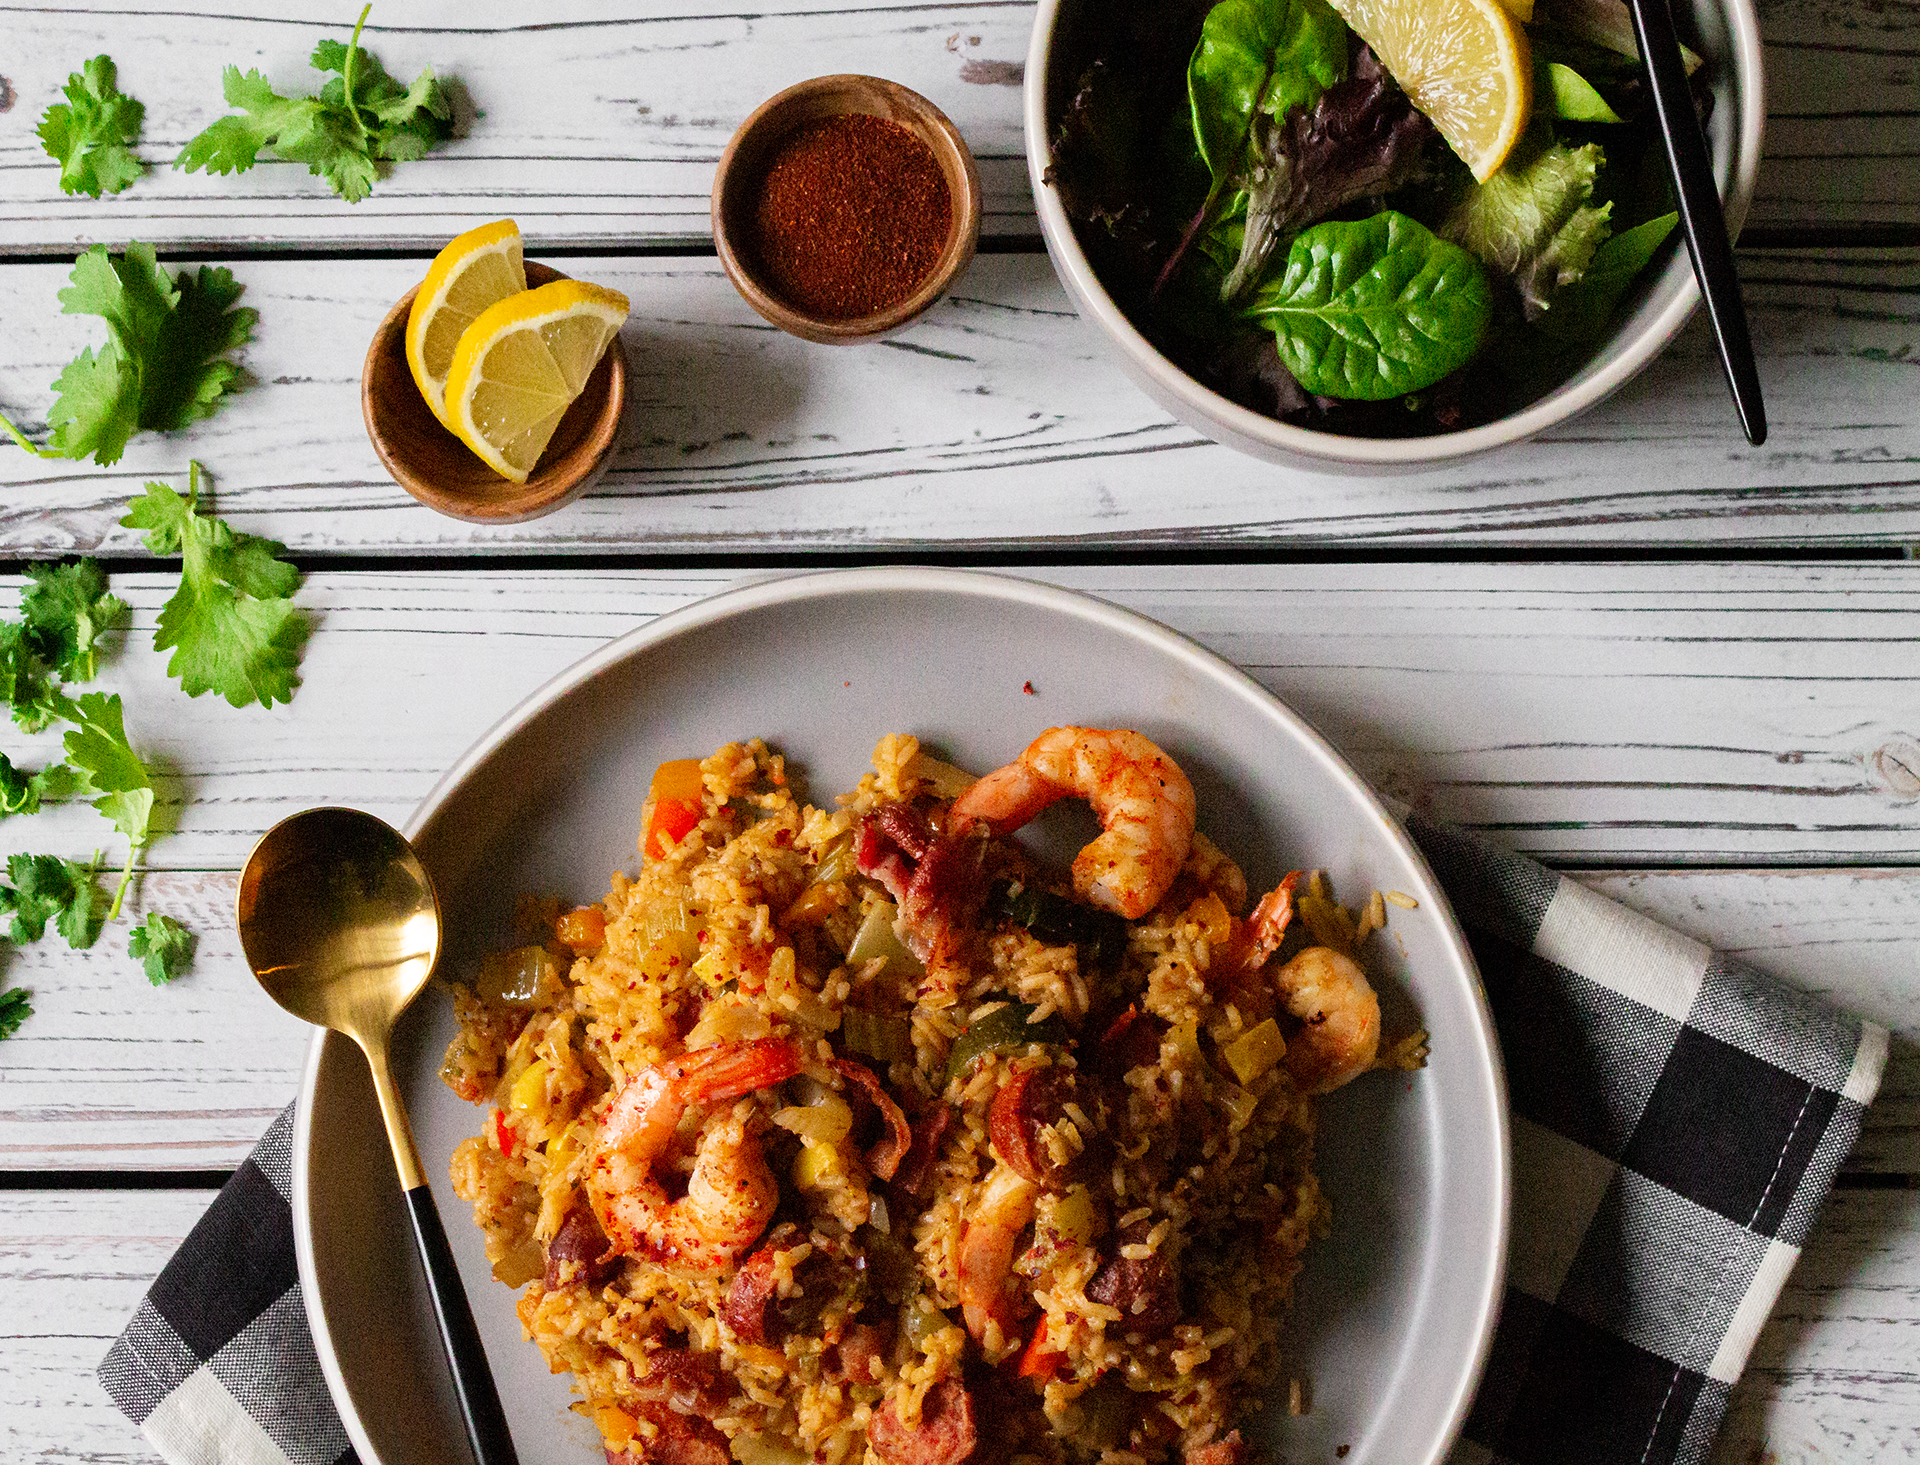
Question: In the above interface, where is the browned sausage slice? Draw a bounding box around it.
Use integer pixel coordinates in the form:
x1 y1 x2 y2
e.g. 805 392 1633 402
1086 1223 1181 1338
987 1068 1089 1191
1185 1430 1250 1465
603 1405 730 1465
868 1378 979 1465
830 1056 912 1182
546 1201 617 1291
891 1103 954 1201
719 1223 799 1346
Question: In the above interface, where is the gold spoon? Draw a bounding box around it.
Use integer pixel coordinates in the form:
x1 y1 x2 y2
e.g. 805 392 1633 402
237 807 519 1465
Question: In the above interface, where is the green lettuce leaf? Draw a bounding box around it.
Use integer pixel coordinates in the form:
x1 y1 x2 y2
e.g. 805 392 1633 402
1188 0 1349 178
1443 134 1613 315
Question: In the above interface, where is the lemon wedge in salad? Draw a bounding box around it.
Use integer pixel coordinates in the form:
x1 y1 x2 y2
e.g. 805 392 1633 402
407 219 528 428
1327 0 1532 181
444 279 630 482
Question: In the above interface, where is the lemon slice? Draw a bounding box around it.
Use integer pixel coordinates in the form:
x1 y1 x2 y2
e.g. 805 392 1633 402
406 219 527 428
1328 0 1532 181
444 279 630 482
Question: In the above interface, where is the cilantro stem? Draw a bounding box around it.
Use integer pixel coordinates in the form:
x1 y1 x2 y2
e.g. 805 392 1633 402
107 838 139 922
0 411 60 459
343 4 374 146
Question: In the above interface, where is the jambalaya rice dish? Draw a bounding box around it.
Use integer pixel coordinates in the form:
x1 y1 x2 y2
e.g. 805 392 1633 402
444 726 1424 1465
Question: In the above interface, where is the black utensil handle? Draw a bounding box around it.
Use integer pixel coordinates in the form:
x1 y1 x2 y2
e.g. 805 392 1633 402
1627 0 1767 445
405 1183 521 1465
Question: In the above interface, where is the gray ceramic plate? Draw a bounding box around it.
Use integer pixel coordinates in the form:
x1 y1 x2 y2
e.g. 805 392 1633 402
293 567 1509 1465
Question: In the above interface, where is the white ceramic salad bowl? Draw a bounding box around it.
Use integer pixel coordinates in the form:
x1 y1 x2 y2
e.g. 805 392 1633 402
1023 0 1765 473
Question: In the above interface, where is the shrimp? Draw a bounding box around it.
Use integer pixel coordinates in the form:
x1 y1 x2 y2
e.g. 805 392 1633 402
1273 946 1380 1095
587 1037 802 1270
956 1162 1040 1346
948 727 1196 919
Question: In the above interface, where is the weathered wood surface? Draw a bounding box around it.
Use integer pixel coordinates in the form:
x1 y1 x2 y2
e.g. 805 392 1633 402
2 561 1918 1170
3 1184 1914 1465
0 0 1910 253
3 251 1919 554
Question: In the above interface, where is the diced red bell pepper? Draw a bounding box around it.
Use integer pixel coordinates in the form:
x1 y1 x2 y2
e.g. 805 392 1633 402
643 759 705 859
494 1108 517 1159
1018 1317 1065 1380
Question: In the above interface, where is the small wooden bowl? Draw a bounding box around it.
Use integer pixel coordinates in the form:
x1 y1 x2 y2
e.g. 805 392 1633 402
712 74 982 345
362 260 627 524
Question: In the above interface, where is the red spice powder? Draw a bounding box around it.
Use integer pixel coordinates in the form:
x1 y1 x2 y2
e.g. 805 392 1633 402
749 113 953 320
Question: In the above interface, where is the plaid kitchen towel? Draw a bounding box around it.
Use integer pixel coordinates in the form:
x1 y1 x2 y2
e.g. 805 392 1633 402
99 820 1888 1465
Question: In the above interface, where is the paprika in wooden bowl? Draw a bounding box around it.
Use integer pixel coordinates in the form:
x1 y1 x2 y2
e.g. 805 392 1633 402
712 74 982 345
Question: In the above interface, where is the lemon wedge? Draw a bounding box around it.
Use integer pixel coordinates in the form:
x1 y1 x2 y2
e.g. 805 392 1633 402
406 219 527 428
1327 0 1532 181
444 279 630 482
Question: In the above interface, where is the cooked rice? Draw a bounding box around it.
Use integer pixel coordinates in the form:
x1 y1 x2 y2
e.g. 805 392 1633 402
444 734 1424 1464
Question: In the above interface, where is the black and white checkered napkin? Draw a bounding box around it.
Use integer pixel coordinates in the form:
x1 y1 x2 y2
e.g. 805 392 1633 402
99 820 1887 1465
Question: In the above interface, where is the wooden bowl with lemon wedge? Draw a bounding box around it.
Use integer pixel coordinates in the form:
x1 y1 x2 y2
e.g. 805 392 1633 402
364 249 628 525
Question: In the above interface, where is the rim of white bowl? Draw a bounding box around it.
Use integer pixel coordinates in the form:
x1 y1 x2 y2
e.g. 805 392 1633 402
1022 0 1767 467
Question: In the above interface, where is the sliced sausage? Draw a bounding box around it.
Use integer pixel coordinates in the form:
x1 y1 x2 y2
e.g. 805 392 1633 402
831 1056 912 1182
1091 1006 1166 1078
1086 1223 1181 1339
827 1318 894 1384
868 1378 979 1465
720 1223 800 1345
603 1406 729 1465
546 1201 617 1291
890 1103 954 1202
988 1068 1091 1191
1185 1430 1249 1465
632 1347 731 1415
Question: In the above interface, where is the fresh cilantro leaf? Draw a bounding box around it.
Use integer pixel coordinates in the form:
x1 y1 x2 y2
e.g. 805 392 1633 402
0 985 29 1041
3 851 106 949
175 5 454 204
0 243 256 466
0 754 78 817
22 559 125 683
0 621 70 732
121 463 308 709
129 911 195 985
61 692 156 920
38 55 147 198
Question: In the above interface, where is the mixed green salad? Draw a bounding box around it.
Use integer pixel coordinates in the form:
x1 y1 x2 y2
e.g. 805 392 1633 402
1044 0 1708 436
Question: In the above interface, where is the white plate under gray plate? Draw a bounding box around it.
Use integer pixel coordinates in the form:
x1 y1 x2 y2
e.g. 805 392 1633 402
293 567 1510 1465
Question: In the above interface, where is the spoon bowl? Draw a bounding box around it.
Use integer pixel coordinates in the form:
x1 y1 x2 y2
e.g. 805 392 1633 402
237 807 519 1465
237 807 441 1043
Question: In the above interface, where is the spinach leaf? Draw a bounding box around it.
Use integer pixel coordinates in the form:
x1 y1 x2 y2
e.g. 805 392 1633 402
1187 0 1349 178
1242 211 1493 398
1536 210 1679 341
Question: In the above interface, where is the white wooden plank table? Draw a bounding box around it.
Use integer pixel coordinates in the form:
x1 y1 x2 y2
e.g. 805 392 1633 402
2 2 1918 1464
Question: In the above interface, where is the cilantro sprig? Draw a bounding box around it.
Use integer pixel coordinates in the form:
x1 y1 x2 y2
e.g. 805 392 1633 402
61 691 158 921
0 985 29 1041
38 55 147 198
176 5 454 204
3 851 107 949
123 462 310 709
0 559 124 730
0 243 256 466
130 911 195 985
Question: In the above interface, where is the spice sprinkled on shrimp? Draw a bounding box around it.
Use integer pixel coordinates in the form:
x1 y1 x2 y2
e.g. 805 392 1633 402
587 1037 801 1270
949 726 1196 919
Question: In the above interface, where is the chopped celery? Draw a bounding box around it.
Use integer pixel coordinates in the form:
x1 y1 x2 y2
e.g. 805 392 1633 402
846 900 924 978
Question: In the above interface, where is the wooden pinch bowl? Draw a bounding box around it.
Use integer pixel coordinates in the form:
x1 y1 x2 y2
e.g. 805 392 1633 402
362 260 627 524
712 74 982 345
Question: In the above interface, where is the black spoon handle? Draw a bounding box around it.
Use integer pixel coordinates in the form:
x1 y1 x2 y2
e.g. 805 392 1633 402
1626 0 1767 445
405 1182 522 1465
